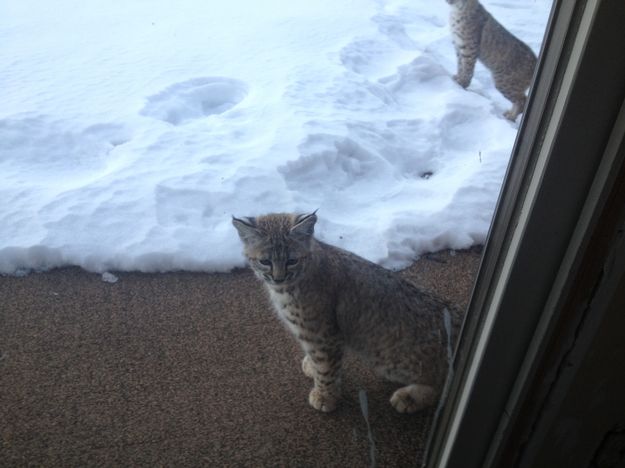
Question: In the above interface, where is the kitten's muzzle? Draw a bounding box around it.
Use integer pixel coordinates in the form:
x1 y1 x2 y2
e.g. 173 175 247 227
267 271 295 286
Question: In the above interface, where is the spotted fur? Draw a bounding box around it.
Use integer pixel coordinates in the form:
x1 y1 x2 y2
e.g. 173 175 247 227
233 212 462 413
448 0 537 121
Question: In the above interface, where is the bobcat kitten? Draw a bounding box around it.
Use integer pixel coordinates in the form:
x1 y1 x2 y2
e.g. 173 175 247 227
447 0 537 121
233 212 461 413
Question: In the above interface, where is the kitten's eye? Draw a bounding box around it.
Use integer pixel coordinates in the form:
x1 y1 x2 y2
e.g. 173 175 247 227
286 258 299 266
259 259 272 266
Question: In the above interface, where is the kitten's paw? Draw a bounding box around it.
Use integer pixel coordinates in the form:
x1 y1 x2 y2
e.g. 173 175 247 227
302 355 314 379
503 109 519 122
452 74 470 89
308 388 339 413
390 384 437 414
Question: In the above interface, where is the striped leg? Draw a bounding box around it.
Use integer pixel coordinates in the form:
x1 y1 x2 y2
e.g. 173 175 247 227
305 346 343 412
453 49 478 89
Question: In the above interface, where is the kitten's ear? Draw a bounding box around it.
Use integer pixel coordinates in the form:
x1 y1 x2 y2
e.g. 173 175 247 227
290 211 317 239
232 216 262 245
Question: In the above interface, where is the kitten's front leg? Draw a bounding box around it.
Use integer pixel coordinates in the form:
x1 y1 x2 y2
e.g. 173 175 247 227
453 48 478 89
305 347 343 412
301 354 315 378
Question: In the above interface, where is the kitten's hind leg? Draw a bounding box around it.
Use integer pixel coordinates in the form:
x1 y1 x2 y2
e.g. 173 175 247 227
495 80 527 121
503 95 526 122
390 384 437 414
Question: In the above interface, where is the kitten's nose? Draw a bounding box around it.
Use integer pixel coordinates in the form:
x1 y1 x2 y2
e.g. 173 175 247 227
273 278 285 284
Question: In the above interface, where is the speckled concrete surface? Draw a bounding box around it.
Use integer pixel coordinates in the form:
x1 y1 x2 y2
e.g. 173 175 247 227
0 248 481 467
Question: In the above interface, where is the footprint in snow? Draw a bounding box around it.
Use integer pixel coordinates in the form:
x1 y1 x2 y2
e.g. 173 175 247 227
140 77 249 126
371 14 418 50
0 116 130 176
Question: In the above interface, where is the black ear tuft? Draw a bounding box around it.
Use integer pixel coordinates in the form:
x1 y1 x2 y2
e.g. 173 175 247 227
232 215 256 227
291 211 317 238
232 216 261 245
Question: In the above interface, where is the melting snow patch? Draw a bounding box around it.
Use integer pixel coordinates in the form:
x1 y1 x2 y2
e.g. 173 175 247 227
101 272 119 283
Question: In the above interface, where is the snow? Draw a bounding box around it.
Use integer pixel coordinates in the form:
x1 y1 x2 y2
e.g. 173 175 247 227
101 272 119 284
0 0 552 275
